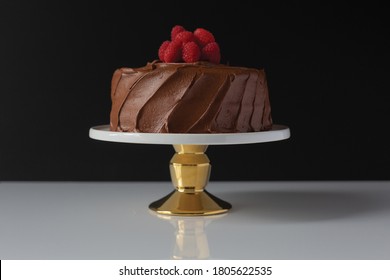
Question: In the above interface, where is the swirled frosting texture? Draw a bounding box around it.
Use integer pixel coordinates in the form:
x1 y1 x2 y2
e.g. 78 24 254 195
110 62 272 133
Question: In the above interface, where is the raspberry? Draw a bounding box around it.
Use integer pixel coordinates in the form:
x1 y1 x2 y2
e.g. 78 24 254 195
163 41 182 63
158 25 221 63
194 28 215 47
201 42 221 64
174 31 195 45
182 42 201 63
171 25 186 41
158 40 170 61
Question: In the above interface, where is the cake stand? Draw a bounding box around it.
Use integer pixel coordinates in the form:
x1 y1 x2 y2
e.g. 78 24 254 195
89 124 290 216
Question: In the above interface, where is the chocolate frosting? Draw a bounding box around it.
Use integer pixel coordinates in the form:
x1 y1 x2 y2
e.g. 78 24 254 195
110 61 272 133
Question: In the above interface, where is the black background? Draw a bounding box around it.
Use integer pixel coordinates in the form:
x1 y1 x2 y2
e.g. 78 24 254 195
1 1 389 181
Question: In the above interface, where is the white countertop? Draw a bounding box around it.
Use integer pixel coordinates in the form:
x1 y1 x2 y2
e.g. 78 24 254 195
1 181 389 260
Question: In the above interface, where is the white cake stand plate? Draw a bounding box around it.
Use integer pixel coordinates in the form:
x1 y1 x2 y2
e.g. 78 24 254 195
89 124 290 145
89 124 290 216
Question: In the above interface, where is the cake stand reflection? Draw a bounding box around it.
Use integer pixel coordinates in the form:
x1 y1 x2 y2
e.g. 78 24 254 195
150 211 226 259
89 124 290 216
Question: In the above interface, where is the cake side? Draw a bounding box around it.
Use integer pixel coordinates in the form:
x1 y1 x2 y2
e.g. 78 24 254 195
109 62 273 133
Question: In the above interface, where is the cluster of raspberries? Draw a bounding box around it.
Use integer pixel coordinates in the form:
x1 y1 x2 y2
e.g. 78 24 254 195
158 25 221 64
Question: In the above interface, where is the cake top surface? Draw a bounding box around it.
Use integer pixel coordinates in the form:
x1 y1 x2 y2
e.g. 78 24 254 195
118 60 265 75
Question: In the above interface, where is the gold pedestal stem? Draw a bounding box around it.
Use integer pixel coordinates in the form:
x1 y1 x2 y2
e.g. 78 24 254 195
149 145 232 216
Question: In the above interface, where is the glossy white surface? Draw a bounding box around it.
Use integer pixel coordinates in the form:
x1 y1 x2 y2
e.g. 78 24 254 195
1 181 390 260
89 124 290 145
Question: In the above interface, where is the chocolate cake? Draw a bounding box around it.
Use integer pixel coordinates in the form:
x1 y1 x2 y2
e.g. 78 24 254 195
109 25 273 133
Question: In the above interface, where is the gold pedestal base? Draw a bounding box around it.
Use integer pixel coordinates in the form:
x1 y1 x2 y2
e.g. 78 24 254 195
149 145 232 216
149 190 231 216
